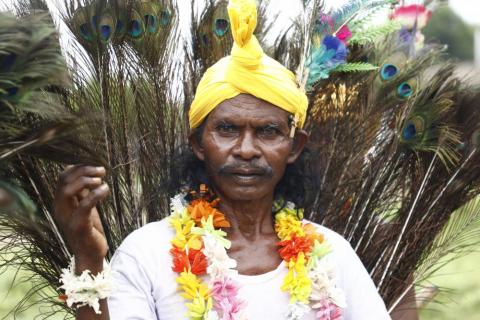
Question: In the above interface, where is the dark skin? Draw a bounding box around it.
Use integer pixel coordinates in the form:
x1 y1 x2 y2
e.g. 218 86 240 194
54 93 416 319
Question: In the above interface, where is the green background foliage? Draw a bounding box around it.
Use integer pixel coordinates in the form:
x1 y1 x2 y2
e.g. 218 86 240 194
423 7 474 61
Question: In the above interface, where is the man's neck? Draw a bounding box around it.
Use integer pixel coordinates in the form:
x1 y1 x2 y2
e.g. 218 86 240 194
216 194 276 241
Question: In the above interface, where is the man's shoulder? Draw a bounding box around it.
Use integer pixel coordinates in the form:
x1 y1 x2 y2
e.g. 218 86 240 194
115 217 173 256
303 219 351 247
303 219 358 262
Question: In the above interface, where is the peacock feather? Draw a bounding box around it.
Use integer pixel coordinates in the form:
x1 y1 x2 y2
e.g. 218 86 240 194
306 17 480 313
193 0 233 74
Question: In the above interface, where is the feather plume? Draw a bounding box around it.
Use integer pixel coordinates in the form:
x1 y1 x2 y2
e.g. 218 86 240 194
305 25 480 309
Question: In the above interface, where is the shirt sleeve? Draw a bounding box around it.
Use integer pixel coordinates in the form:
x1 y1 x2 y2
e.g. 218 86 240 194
108 250 158 320
336 239 392 320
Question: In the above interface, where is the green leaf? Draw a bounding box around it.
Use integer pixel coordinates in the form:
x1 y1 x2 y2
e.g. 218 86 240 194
348 0 397 32
332 62 379 73
349 21 401 45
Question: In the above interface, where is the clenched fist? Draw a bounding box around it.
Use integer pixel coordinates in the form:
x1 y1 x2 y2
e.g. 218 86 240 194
54 165 110 274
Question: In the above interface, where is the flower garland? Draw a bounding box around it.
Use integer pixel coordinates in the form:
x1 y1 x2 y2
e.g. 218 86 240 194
58 257 113 314
169 186 345 320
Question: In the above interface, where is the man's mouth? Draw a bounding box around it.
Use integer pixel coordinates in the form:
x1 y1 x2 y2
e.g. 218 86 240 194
224 169 266 184
229 173 263 185
229 169 264 176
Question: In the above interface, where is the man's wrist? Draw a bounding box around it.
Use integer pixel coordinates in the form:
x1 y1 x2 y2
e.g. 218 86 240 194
74 255 105 275
60 256 113 315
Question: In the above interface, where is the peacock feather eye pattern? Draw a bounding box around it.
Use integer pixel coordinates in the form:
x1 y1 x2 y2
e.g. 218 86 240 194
402 116 425 141
128 20 143 38
116 20 125 33
397 81 414 98
214 18 229 37
98 13 115 42
160 10 171 27
128 10 145 39
71 6 96 43
194 0 232 69
380 64 399 81
99 24 112 41
79 22 94 42
144 14 158 33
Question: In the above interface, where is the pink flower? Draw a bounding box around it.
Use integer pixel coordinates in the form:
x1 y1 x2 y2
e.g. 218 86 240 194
312 298 342 320
320 14 334 30
211 278 239 298
390 4 432 30
335 26 352 45
211 278 246 320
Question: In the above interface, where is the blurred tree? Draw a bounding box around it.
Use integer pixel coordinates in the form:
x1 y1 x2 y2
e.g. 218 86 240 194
423 6 474 61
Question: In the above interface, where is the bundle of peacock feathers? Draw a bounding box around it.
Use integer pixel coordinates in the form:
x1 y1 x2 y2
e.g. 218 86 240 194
1 0 479 318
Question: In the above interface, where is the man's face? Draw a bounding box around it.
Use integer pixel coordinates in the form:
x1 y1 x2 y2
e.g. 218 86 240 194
190 94 307 202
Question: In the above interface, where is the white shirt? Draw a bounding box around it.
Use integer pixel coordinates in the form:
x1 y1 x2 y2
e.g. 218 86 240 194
108 219 391 319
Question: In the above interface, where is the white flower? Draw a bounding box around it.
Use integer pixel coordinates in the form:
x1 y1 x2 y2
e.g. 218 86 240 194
285 302 311 320
170 193 186 215
202 234 238 280
328 287 347 309
59 257 114 314
309 259 347 308
286 201 296 210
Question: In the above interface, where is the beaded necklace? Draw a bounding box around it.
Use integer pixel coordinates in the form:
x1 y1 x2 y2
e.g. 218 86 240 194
168 186 345 320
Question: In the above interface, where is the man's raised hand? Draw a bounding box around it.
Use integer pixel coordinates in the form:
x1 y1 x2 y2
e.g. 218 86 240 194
54 165 110 274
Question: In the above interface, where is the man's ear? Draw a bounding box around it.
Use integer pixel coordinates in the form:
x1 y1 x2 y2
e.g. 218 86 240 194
189 130 205 162
286 129 309 164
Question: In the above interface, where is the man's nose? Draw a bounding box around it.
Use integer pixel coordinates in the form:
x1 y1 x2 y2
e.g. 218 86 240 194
233 131 261 160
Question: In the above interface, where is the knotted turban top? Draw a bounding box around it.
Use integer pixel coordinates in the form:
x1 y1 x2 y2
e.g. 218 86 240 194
188 0 308 130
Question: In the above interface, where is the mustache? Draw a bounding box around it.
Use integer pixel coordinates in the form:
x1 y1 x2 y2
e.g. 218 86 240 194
218 162 273 177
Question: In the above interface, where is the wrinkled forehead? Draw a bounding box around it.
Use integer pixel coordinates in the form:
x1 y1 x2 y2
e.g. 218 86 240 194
206 94 292 123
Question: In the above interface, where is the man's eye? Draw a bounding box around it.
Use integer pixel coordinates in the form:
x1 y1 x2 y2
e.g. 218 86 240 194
257 126 282 137
216 123 237 133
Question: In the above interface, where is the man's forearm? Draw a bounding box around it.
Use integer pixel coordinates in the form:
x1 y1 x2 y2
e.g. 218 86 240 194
76 300 109 320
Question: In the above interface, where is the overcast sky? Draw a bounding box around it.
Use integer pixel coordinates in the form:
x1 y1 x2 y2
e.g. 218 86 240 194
2 0 479 25
450 0 480 25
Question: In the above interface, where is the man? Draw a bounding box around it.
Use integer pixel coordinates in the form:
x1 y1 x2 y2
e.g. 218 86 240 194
53 0 391 318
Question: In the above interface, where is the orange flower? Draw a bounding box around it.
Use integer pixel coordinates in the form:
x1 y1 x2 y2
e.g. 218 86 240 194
278 234 314 262
170 245 208 275
170 245 190 273
188 248 208 276
303 223 324 243
188 199 230 228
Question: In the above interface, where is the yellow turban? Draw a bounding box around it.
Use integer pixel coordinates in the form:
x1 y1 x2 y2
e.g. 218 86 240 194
189 0 308 130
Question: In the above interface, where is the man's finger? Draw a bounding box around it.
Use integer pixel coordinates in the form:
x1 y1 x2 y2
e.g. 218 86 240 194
58 164 81 183
59 166 106 186
75 184 109 217
62 177 103 198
